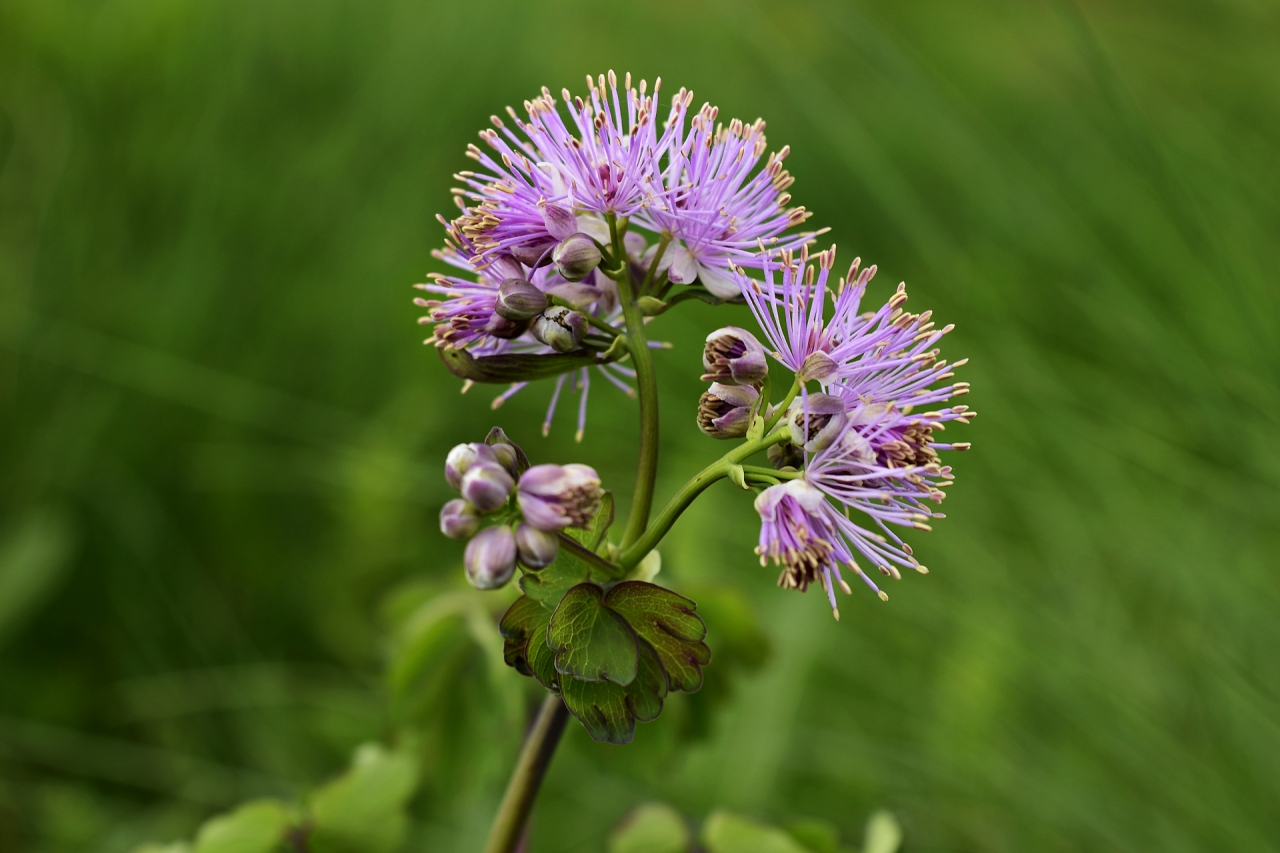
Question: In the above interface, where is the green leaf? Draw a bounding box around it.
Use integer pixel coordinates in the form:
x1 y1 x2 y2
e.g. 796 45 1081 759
308 744 418 853
564 490 614 552
609 802 691 853
701 811 811 853
498 595 558 690
560 640 667 744
191 800 291 853
548 583 639 684
861 811 903 853
439 346 615 383
784 819 841 853
607 582 711 693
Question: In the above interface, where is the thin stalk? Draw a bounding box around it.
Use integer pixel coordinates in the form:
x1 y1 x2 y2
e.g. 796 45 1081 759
483 694 571 853
607 213 660 549
619 428 791 569
765 376 803 433
640 233 673 297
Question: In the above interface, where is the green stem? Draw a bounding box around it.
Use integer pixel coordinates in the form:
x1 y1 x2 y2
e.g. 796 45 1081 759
483 694 571 853
765 376 802 433
619 428 791 569
608 213 661 550
640 233 672 297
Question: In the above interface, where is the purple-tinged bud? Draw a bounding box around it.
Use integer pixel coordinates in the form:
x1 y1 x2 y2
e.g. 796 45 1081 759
531 306 587 353
541 204 578 241
517 463 604 531
511 240 558 268
495 278 549 321
439 498 481 540
798 350 838 383
464 525 517 590
698 382 759 439
483 312 531 340
701 326 769 385
484 254 525 284
460 461 515 513
787 394 847 454
515 523 559 568
767 441 804 471
445 442 496 490
552 233 602 282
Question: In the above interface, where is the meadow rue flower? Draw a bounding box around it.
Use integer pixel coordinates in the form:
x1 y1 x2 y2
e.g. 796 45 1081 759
439 498 481 541
697 382 760 439
754 479 860 617
515 523 560 568
786 393 847 454
701 326 768 385
517 463 604 531
640 103 815 298
464 525 517 590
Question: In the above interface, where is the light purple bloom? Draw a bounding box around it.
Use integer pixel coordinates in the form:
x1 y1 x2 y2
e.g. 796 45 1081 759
639 104 815 298
697 382 760 439
464 525 517 590
754 479 860 618
702 326 769 385
460 460 515 513
517 463 604 531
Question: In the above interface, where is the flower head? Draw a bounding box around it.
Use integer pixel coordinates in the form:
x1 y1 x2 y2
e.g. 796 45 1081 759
517 463 604 531
640 104 814 298
754 479 860 617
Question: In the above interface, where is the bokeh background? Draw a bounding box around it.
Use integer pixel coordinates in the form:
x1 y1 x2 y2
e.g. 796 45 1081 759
2 0 1279 850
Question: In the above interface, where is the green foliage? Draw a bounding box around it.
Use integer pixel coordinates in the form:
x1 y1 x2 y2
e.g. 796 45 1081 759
190 800 291 853
560 640 668 744
307 745 417 853
701 812 812 853
607 582 711 693
608 802 691 853
548 584 640 685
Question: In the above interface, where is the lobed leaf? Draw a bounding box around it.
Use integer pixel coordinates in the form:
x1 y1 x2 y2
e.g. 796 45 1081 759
499 595 558 690
607 582 711 693
548 583 639 685
191 800 291 853
608 802 692 853
308 744 417 853
560 641 667 744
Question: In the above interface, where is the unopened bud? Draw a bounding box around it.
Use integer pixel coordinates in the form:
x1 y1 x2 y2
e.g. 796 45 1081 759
517 463 604 531
484 426 529 476
460 461 515 513
767 442 804 470
483 312 531 339
439 498 481 540
798 350 838 383
464 525 517 590
698 382 759 439
787 394 847 454
495 278 549 321
531 306 587 352
445 442 496 491
552 233 602 282
511 239 558 268
702 326 768 385
515 523 560 568
541 203 578 241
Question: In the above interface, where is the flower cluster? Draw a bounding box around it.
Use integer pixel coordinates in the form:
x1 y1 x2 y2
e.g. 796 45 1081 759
726 246 972 618
439 430 604 590
417 71 812 439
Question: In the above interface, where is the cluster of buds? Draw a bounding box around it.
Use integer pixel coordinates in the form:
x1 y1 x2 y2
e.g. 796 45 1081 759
439 429 605 590
697 327 770 439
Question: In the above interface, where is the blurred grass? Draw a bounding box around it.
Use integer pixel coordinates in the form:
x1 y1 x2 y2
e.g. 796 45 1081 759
1 0 1279 850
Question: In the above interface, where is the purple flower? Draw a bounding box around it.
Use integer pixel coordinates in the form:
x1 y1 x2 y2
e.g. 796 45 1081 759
754 479 860 618
517 463 604 531
639 105 814 298
702 326 768 385
697 383 760 439
460 461 515 513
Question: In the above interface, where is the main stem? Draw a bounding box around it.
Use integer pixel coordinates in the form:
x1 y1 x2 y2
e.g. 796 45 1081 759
608 214 660 550
482 694 571 853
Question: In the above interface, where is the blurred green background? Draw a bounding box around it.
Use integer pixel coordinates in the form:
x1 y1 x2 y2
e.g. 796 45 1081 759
2 0 1278 850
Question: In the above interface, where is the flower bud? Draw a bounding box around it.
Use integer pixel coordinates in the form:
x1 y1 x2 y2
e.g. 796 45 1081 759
541 203 578 241
511 239 558 268
798 350 838 383
495 278 549 321
515 523 560 568
531 306 587 353
697 382 759 439
552 233 602 282
517 463 604 531
484 426 529 476
787 393 848 454
460 461 515 513
483 312 531 340
767 441 804 471
439 498 481 540
464 525 517 590
445 442 496 491
701 326 768 385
